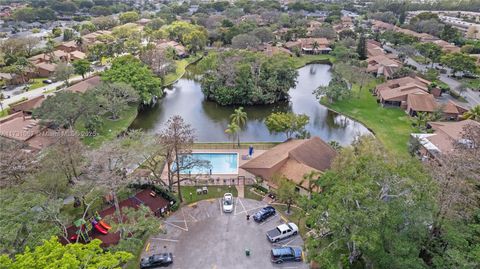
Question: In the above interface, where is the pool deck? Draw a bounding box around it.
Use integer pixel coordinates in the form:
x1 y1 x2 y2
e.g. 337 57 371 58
160 148 266 186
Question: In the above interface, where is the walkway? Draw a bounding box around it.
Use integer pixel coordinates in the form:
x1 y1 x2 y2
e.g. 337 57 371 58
236 185 244 198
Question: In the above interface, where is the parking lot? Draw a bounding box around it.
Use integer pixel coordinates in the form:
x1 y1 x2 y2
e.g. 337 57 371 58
143 198 308 269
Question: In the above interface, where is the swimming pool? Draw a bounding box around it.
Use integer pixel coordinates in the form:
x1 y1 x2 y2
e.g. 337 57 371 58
177 153 238 175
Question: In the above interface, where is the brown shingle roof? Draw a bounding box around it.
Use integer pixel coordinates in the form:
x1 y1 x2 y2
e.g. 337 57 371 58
240 137 337 189
10 95 45 113
407 93 437 112
426 120 480 152
64 76 101 93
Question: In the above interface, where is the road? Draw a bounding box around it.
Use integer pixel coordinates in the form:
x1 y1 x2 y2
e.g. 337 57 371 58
1 67 105 110
384 44 479 108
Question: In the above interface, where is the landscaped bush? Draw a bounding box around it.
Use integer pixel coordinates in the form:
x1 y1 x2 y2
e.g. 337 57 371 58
252 183 268 194
128 183 179 211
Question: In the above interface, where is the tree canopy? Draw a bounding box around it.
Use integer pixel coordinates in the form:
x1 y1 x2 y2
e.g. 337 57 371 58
265 112 309 139
102 55 162 103
0 237 132 269
200 50 298 105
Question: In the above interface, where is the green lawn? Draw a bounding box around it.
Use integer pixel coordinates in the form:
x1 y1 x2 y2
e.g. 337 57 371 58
322 83 415 157
291 54 335 68
179 185 238 205
460 77 480 90
0 108 10 117
244 185 264 201
412 55 429 65
27 78 48 90
272 204 307 237
163 55 203 86
75 105 138 148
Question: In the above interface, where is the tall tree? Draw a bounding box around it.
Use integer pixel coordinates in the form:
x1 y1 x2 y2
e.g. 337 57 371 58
53 62 74 86
230 107 247 147
462 105 480 121
415 42 443 68
72 59 92 79
102 55 162 103
0 237 132 268
160 116 195 202
275 177 299 214
265 112 310 139
305 137 433 268
356 34 367 60
95 82 139 120
440 53 477 76
225 122 240 147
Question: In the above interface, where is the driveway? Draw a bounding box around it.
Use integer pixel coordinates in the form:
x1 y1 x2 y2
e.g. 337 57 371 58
143 198 308 269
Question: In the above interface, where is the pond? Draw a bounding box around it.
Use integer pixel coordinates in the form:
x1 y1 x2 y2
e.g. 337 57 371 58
129 64 371 145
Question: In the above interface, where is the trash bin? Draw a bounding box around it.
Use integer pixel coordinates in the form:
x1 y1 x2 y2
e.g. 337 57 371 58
245 248 250 256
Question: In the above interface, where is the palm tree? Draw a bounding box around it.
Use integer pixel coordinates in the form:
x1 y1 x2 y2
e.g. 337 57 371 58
225 123 240 148
312 41 319 54
413 112 431 132
230 107 248 147
463 105 480 122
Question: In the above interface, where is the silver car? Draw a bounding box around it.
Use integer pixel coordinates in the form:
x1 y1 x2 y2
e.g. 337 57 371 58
222 193 234 213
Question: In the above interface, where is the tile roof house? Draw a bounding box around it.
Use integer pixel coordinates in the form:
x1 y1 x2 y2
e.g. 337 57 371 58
240 137 337 193
64 76 101 93
371 20 395 32
258 44 293 57
156 40 187 58
0 112 56 152
10 95 45 114
56 40 79 53
375 75 430 105
34 62 57 77
284 38 331 54
411 119 480 159
366 54 403 79
367 39 385 57
406 92 438 115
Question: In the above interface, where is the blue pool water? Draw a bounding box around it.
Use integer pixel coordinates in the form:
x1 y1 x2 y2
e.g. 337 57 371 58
178 153 238 174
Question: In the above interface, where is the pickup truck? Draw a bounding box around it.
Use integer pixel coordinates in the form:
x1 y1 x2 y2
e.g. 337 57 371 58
266 223 299 243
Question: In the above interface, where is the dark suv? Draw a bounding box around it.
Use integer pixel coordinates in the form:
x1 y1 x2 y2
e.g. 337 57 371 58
253 206 276 222
140 253 173 268
253 206 275 222
270 246 303 264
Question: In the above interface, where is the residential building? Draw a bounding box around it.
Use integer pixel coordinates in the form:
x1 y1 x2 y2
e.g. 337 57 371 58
366 54 403 79
0 112 56 152
10 95 45 114
157 40 187 58
64 76 101 93
284 38 331 54
240 137 337 195
411 119 480 159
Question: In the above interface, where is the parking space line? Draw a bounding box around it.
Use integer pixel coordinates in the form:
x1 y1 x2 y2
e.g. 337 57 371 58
218 198 223 215
182 208 189 231
145 242 150 252
238 198 247 213
150 238 179 242
282 237 296 247
165 221 188 232
259 214 279 226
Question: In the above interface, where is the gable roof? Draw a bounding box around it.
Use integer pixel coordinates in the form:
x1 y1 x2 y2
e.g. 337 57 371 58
379 83 428 101
240 137 337 189
64 76 101 93
407 93 437 112
415 119 480 154
10 95 45 113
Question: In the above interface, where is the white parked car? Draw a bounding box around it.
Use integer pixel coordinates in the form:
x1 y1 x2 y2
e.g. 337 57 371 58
222 193 234 213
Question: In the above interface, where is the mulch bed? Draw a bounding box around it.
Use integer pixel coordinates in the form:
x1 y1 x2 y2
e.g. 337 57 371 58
62 188 170 247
